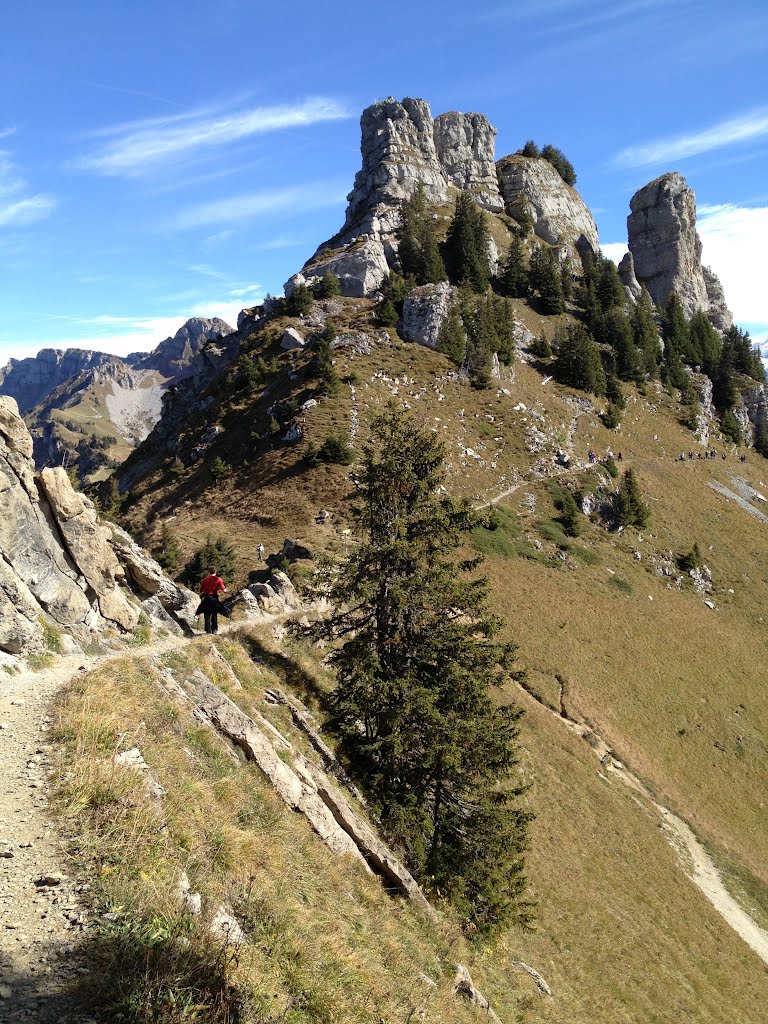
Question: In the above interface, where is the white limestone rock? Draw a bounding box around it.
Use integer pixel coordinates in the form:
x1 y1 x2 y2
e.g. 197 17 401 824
497 154 599 263
627 172 733 329
400 282 456 349
433 111 504 211
280 327 306 351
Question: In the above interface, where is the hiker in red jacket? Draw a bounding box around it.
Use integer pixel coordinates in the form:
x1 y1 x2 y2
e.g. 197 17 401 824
199 567 226 634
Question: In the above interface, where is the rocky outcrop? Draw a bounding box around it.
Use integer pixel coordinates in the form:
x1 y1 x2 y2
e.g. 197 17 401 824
0 397 197 657
627 173 733 329
497 155 599 262
134 317 234 380
433 112 503 212
340 97 449 246
400 282 456 349
618 251 643 304
702 265 733 332
297 98 507 298
288 238 390 299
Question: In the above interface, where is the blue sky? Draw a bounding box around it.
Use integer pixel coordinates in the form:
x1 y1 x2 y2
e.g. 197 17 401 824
1 0 767 363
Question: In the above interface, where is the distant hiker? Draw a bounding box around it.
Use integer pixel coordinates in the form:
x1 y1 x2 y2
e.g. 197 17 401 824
198 567 226 635
617 451 623 462
722 452 727 460
741 454 747 464
257 542 265 562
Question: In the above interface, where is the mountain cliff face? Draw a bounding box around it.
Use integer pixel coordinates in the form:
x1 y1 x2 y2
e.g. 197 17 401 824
0 348 117 415
627 172 733 330
290 96 601 299
0 396 197 658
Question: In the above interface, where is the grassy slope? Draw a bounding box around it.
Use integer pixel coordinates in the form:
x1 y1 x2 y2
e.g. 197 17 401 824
111 298 768 1020
53 630 768 1024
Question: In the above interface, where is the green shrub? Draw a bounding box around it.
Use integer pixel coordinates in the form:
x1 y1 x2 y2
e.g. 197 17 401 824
609 575 633 594
317 434 354 465
677 542 702 573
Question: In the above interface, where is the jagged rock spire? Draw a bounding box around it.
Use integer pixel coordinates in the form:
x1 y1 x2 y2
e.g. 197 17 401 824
627 172 732 330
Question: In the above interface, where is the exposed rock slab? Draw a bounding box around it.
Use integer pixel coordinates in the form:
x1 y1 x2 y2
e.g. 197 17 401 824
401 282 455 349
453 964 503 1022
618 251 642 304
290 238 390 299
497 154 599 262
433 111 503 211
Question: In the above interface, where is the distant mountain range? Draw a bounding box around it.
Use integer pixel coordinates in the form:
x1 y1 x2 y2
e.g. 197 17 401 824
0 317 233 481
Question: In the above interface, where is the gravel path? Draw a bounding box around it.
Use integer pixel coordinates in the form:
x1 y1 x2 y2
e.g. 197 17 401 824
0 653 97 1023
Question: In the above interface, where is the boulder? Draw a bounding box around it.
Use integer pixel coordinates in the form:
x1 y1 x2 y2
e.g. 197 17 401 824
280 327 306 351
433 111 504 211
400 282 455 349
497 154 599 263
627 172 733 328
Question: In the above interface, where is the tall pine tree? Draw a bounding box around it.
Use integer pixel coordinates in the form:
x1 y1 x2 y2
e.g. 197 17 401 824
398 182 446 285
445 191 491 292
314 407 533 933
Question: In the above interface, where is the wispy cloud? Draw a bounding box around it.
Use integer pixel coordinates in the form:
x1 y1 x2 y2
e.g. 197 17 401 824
0 151 56 227
613 108 768 168
172 180 347 229
698 203 768 333
0 125 16 141
77 96 350 176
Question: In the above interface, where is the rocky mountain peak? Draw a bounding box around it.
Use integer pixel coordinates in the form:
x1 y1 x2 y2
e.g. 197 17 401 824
627 171 732 330
338 97 449 247
433 111 503 212
136 316 234 379
496 154 599 262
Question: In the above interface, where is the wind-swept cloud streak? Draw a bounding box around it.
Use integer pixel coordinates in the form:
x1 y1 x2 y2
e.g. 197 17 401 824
613 109 768 168
172 180 347 229
77 97 350 176
0 151 56 227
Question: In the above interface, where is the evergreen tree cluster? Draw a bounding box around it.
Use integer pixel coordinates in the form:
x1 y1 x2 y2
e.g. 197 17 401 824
518 140 577 185
314 407 532 933
437 290 516 387
444 191 492 292
398 183 446 285
184 534 236 586
552 322 606 396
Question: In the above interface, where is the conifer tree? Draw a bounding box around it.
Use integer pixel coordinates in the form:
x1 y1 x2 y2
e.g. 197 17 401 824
602 307 639 380
497 233 528 298
596 256 626 312
688 311 722 379
521 139 540 157
632 289 661 376
553 322 606 395
445 191 491 292
185 534 236 585
285 282 314 316
436 300 466 365
663 292 692 364
494 296 516 365
529 246 565 314
315 406 532 933
156 523 181 572
713 333 739 411
540 143 577 185
311 271 342 298
754 416 768 458
615 468 650 529
308 328 340 396
399 182 446 284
